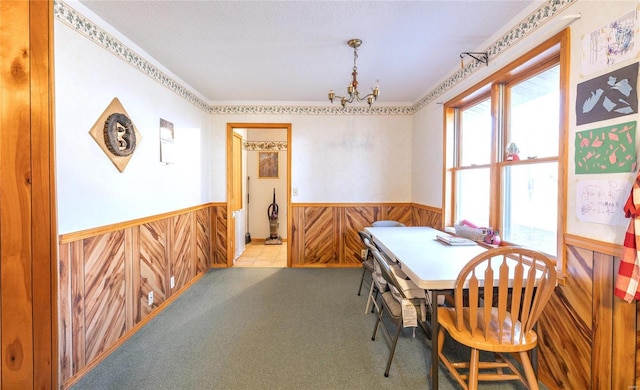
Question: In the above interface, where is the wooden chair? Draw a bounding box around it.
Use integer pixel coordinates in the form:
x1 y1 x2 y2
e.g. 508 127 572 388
370 249 429 377
437 246 557 390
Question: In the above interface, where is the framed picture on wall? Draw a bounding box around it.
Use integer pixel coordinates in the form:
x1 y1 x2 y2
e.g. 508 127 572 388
259 152 279 178
159 118 175 164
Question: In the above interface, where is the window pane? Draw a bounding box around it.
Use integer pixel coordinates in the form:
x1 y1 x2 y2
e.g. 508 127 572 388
460 99 492 166
508 65 559 160
502 162 557 255
456 168 490 227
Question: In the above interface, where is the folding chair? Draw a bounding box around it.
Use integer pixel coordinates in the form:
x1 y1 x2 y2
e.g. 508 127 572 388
370 249 429 377
357 230 375 296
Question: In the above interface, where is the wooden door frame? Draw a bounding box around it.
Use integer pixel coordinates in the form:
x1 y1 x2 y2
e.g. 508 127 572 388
226 123 292 267
1 0 57 387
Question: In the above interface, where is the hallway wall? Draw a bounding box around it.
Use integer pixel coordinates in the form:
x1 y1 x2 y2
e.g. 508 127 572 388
247 128 288 240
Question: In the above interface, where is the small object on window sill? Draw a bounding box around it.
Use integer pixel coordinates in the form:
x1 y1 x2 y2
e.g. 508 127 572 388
506 142 520 161
483 229 501 245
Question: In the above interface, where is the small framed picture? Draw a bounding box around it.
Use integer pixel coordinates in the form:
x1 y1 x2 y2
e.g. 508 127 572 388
258 152 279 178
159 118 175 164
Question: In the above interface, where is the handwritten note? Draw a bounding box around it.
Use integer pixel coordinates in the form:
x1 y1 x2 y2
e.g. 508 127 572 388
576 179 630 226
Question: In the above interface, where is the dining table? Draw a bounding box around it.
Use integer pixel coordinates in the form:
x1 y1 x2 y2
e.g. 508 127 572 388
364 226 494 389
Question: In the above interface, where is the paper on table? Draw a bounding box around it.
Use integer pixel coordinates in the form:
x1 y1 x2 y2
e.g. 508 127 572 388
435 235 477 246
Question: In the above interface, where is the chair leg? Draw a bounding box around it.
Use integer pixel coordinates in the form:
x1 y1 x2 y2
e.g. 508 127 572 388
371 306 383 341
371 289 379 313
384 319 403 377
365 282 376 314
469 348 480 390
357 266 367 295
519 351 540 390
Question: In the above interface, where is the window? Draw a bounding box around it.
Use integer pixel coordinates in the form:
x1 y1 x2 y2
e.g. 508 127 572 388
502 66 560 255
455 99 492 227
444 31 567 261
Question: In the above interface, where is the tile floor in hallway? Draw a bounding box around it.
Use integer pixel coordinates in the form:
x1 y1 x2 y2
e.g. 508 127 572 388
234 241 287 267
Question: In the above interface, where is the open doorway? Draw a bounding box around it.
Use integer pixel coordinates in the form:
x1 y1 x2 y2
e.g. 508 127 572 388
226 123 291 267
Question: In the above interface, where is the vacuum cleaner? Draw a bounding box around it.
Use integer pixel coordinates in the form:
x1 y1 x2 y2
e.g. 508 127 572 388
265 188 282 245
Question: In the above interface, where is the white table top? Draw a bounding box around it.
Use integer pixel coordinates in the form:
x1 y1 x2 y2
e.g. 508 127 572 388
365 226 488 290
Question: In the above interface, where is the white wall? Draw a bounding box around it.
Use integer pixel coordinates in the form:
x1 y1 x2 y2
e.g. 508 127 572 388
213 114 413 203
411 1 640 245
54 5 217 234
411 103 445 207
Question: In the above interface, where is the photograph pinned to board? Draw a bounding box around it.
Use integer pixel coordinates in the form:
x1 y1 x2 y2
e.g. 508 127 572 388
258 152 279 178
160 118 175 164
574 121 637 174
575 179 631 226
581 9 639 75
576 62 638 126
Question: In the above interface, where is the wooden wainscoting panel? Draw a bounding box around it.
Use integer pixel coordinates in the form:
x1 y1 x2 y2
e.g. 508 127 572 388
213 206 228 266
125 228 136 332
564 246 594 334
592 251 614 390
58 242 73 382
637 299 640 388
302 207 338 265
58 205 217 386
290 203 420 266
82 231 127 364
171 212 194 291
195 207 211 274
610 255 638 390
344 206 378 265
539 245 592 389
411 204 443 228
137 219 169 321
384 205 412 226
291 206 302 265
70 241 85 376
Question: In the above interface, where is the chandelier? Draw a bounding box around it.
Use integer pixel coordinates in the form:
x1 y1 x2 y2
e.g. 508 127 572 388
328 39 380 108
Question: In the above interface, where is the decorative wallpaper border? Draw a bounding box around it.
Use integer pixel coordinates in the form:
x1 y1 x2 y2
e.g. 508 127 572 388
411 0 575 112
54 0 213 114
210 104 412 116
244 141 287 151
55 0 574 116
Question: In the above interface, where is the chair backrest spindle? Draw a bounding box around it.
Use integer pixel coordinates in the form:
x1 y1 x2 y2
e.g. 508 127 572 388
453 247 557 345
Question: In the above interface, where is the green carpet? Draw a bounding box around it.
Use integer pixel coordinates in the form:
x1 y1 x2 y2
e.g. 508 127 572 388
70 268 540 389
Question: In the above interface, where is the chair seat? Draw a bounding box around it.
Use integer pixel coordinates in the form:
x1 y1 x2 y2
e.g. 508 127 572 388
438 307 538 353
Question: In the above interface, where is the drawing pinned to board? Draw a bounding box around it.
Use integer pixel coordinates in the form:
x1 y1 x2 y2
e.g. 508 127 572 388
576 179 630 226
581 9 639 75
576 62 638 126
575 121 637 174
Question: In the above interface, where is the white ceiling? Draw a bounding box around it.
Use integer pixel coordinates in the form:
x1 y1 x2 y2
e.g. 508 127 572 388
77 0 543 104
